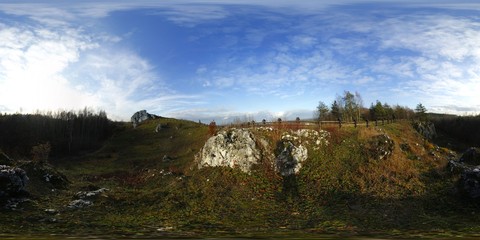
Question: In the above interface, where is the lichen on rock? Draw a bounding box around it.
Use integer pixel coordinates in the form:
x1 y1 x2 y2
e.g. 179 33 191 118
0 165 29 197
197 128 261 173
131 110 159 128
412 121 437 140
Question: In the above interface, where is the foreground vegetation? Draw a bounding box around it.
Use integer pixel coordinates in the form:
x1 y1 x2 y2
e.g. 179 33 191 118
1 115 480 238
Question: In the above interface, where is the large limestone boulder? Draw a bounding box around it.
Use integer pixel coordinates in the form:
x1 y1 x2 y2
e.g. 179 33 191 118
459 147 480 165
275 141 307 176
20 162 69 191
448 148 480 174
458 167 480 199
131 110 159 128
197 128 261 173
276 129 329 176
447 148 480 199
0 165 29 198
197 128 330 175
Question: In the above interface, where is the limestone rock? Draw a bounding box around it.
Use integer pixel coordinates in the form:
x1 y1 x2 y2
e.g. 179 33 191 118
275 129 329 176
20 162 69 190
74 187 109 200
196 128 329 175
459 147 480 165
275 140 307 176
366 134 395 161
131 110 159 128
68 187 109 209
459 167 480 199
197 128 261 173
68 199 93 209
0 165 29 198
413 121 437 140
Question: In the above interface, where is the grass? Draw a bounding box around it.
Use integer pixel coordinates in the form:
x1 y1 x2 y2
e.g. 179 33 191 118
2 119 480 238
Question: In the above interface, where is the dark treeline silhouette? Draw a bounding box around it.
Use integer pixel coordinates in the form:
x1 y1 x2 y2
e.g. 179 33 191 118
430 114 480 146
316 91 415 122
0 108 114 158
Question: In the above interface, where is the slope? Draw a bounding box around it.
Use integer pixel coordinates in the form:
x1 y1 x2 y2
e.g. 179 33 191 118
2 119 480 238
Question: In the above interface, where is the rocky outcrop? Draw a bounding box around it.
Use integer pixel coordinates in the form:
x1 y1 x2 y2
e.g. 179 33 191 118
131 110 159 128
276 141 307 176
0 165 29 198
197 128 261 173
365 134 395 161
275 129 329 176
413 121 437 140
448 148 480 174
197 128 330 175
20 162 69 190
68 187 109 209
458 168 480 199
459 147 480 165
448 148 480 199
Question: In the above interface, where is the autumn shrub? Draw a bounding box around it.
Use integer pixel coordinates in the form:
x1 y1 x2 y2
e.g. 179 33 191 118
208 121 217 136
31 142 51 164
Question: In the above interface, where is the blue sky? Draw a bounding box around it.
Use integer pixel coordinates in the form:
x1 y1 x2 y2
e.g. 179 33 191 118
0 1 479 122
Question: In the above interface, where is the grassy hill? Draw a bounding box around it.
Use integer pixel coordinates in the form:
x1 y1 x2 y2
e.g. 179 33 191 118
2 118 480 238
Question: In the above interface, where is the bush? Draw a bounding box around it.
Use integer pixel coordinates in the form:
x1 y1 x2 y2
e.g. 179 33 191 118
31 142 51 164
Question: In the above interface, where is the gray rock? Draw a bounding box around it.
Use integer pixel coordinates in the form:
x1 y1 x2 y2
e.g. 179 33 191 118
19 162 69 190
162 155 172 162
365 134 395 161
197 128 261 173
275 140 307 176
4 198 30 210
413 121 437 140
459 167 480 199
0 165 29 198
276 129 329 176
155 124 163 132
448 160 472 174
68 199 93 209
45 208 58 214
75 188 109 200
459 147 480 165
131 110 159 128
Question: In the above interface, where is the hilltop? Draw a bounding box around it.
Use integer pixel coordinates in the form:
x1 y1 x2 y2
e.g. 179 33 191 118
1 115 480 238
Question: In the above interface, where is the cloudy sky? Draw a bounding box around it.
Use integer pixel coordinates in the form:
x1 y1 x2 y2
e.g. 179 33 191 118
0 0 479 122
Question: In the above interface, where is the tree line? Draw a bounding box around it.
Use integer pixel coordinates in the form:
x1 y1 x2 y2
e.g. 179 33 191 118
430 114 480 147
0 108 115 159
315 91 418 122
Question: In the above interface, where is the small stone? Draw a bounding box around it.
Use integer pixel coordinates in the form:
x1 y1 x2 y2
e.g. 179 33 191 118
45 208 58 214
68 199 93 209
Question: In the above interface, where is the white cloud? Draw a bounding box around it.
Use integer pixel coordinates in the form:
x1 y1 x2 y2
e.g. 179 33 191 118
0 21 195 120
0 24 97 113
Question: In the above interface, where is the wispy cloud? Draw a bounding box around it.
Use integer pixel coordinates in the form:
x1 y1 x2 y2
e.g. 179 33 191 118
0 20 196 120
1 1 480 120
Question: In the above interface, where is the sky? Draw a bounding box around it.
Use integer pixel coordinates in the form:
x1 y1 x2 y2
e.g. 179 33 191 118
0 0 479 123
